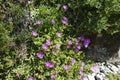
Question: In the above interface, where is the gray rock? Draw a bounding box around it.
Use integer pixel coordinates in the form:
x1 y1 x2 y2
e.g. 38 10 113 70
117 65 120 69
96 73 104 80
87 73 96 80
100 73 106 78
100 66 112 75
117 65 120 74
108 64 119 74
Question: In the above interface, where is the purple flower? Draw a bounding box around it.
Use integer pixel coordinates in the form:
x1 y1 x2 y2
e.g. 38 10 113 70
75 48 79 52
63 16 68 21
50 73 56 79
28 76 34 80
55 44 60 49
80 77 88 80
63 5 68 10
84 38 91 48
74 38 79 43
51 19 55 24
62 16 68 25
79 36 85 41
64 65 70 71
45 62 54 68
71 58 76 65
79 69 83 75
46 39 52 45
75 44 81 52
79 68 83 75
36 20 42 25
81 62 85 67
32 31 38 37
62 20 68 25
68 40 72 45
76 44 81 50
37 52 44 59
91 65 99 72
42 44 48 50
66 45 71 49
56 33 62 37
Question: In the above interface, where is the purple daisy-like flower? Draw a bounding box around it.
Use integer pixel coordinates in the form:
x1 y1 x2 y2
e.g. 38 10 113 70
91 65 99 73
50 73 56 79
76 44 81 50
80 77 88 80
74 38 79 43
45 62 54 68
66 45 71 49
56 33 62 37
62 5 68 10
51 19 55 24
32 31 38 37
75 48 79 52
79 36 85 41
64 65 70 71
84 38 91 48
71 58 76 65
28 76 34 80
63 16 68 21
36 20 42 25
62 20 68 25
75 44 81 52
37 52 44 59
68 40 72 45
42 44 48 50
81 62 85 67
79 68 83 75
62 16 68 25
55 44 60 49
46 39 52 45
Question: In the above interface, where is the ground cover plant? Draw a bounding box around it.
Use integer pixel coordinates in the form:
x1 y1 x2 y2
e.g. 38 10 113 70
0 0 120 80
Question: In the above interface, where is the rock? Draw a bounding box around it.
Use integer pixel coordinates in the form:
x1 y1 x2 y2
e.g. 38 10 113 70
117 65 120 74
87 62 120 80
100 73 106 78
108 63 119 74
95 73 104 80
87 73 96 80
100 66 112 75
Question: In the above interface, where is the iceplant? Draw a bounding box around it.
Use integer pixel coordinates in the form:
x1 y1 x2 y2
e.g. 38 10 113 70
36 20 42 25
61 16 68 25
37 52 44 59
28 76 34 80
62 5 68 10
31 31 38 37
45 62 54 68
64 65 70 71
51 19 55 24
84 38 91 48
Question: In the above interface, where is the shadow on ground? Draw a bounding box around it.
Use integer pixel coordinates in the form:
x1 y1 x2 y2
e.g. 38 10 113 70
85 33 120 63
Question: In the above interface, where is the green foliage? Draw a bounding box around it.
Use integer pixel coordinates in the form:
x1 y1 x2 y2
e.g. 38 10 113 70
1 0 120 80
107 73 120 80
